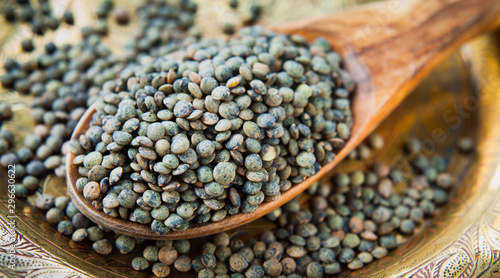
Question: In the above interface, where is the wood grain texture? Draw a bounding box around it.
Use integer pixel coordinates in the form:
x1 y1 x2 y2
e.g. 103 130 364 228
273 0 500 153
67 0 500 239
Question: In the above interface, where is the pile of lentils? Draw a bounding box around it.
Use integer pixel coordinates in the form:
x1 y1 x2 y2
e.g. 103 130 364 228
122 136 461 277
19 127 469 278
0 0 474 277
70 25 355 233
34 135 464 278
0 0 198 191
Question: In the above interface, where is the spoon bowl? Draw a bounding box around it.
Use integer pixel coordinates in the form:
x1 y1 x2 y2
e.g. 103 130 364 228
67 0 500 239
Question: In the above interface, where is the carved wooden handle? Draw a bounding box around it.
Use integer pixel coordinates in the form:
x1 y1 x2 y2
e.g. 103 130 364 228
274 0 500 154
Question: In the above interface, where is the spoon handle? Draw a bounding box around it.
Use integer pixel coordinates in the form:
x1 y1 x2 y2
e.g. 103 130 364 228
274 0 500 142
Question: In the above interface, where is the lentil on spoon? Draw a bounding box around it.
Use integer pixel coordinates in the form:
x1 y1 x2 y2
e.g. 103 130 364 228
71 25 355 234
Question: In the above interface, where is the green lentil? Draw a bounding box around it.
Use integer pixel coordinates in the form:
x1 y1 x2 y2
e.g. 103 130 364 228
306 262 323 278
229 253 248 272
174 255 192 272
57 220 74 235
457 137 474 153
261 258 280 277
143 245 159 262
93 239 112 255
71 228 88 242
132 257 150 271
152 263 170 277
116 235 135 254
46 208 64 224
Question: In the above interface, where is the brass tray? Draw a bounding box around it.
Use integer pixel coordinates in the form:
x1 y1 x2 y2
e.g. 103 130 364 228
1 0 500 277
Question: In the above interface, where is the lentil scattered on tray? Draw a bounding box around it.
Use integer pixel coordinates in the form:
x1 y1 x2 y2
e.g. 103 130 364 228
0 0 471 277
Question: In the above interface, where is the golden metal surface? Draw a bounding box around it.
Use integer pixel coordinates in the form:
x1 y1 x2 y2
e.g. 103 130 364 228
0 0 500 277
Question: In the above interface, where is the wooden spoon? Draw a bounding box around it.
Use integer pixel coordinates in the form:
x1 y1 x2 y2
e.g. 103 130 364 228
66 0 500 239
